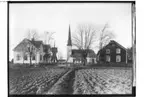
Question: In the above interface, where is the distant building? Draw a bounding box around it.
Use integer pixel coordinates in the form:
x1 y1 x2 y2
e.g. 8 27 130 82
66 25 97 64
71 49 97 64
97 40 127 63
13 38 52 64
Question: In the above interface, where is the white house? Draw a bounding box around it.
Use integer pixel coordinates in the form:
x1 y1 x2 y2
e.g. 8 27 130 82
13 38 51 64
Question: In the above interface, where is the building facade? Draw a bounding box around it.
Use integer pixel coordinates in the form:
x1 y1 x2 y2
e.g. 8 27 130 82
66 25 97 64
13 38 52 64
71 49 97 64
97 40 127 63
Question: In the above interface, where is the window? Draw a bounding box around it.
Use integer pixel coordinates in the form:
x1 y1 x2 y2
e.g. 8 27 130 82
17 54 21 60
106 49 110 54
106 55 110 62
116 48 121 54
32 55 35 60
40 55 42 61
24 55 27 60
116 55 121 62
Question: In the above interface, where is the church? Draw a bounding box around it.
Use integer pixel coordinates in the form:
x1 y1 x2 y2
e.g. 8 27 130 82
66 25 97 64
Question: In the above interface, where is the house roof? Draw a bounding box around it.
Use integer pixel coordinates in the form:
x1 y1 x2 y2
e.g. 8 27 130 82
97 40 127 55
71 50 82 58
30 40 43 49
13 38 30 51
43 44 51 49
71 49 96 58
13 38 44 51
109 40 126 50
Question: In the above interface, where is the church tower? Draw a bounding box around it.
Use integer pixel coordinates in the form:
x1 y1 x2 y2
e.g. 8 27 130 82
67 25 72 62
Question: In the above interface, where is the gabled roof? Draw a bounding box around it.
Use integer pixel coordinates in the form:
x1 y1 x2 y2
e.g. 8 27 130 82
97 40 127 55
13 38 43 51
29 39 43 49
87 50 97 58
13 38 31 51
43 44 51 49
109 40 127 50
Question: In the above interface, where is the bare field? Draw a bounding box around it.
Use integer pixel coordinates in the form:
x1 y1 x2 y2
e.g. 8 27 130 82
9 65 132 94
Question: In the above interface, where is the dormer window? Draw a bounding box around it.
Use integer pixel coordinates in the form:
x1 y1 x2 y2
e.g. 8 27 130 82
106 49 110 54
116 48 121 54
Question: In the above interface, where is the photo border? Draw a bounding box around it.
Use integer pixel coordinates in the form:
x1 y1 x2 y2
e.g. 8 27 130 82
7 1 136 97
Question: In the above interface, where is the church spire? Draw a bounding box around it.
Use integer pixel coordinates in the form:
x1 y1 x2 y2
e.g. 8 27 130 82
67 25 72 46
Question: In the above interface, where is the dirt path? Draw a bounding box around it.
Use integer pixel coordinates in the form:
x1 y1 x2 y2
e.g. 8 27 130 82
46 68 76 94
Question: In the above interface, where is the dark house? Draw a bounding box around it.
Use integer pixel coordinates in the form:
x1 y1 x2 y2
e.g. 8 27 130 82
97 40 127 64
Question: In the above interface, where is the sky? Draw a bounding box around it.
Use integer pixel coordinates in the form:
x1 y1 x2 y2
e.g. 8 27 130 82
9 3 132 60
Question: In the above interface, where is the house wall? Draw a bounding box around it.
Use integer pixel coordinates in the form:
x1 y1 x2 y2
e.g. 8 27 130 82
13 51 41 64
87 57 97 64
87 57 91 63
99 43 127 63
73 57 82 63
67 57 73 63
14 51 24 64
13 39 53 64
72 57 96 64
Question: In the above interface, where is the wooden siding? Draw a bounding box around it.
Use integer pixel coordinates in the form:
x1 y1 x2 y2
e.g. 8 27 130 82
98 41 127 63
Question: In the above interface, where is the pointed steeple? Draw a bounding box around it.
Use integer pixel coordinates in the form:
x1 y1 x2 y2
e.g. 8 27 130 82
67 25 72 46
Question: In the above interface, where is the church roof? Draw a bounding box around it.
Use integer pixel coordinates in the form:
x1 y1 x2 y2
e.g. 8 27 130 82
67 25 72 46
71 49 96 58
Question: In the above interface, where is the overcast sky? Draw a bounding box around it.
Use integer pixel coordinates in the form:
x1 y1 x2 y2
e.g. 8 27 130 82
9 3 132 60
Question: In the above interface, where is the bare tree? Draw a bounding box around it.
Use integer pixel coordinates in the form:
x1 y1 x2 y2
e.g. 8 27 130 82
43 32 55 63
27 44 35 65
72 23 98 65
44 31 55 45
98 23 115 49
72 23 115 65
95 23 115 63
25 29 39 65
27 29 39 40
72 23 98 50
